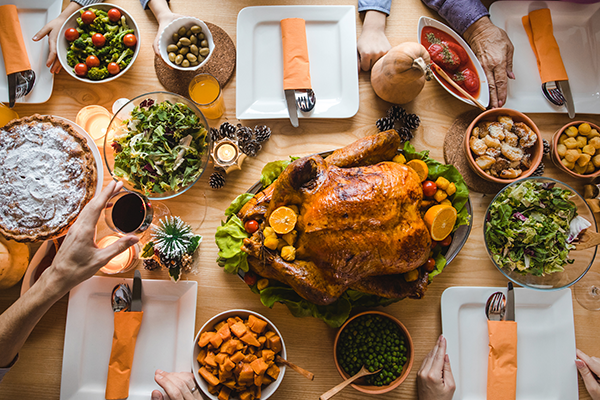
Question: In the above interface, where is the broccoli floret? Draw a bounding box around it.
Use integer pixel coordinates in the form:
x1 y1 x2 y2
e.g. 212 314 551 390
116 48 134 64
112 29 134 46
87 67 109 80
66 50 80 67
97 46 111 58
76 17 85 28
72 38 86 49
84 46 97 55
118 55 133 70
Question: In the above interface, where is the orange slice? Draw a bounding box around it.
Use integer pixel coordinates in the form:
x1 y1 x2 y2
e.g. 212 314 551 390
269 206 297 235
406 159 429 182
423 204 457 241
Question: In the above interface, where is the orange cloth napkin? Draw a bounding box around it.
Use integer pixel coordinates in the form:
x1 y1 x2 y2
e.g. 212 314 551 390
487 320 517 400
106 311 143 400
522 8 568 84
0 5 31 75
281 18 312 90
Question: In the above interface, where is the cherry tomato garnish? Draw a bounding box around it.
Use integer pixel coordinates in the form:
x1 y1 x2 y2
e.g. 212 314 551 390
430 240 439 249
243 271 258 286
244 220 259 234
441 235 452 247
74 63 88 77
64 28 79 42
422 180 437 198
92 33 105 47
107 8 121 22
81 10 96 24
423 257 436 273
107 62 120 75
123 34 137 47
85 55 100 68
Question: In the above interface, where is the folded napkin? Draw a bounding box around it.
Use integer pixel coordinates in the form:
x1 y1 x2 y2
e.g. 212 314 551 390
281 18 312 90
522 8 568 84
487 320 518 400
0 5 31 75
106 311 143 400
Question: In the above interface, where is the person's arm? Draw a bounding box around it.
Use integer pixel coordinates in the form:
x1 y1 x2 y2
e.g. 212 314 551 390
417 335 456 400
0 181 137 369
357 0 392 71
144 0 184 56
576 349 600 400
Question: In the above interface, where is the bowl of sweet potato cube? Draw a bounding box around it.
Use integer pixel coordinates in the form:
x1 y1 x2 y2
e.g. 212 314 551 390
193 309 287 400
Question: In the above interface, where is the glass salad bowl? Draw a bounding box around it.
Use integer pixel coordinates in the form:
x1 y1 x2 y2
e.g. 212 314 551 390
103 91 211 200
484 177 597 290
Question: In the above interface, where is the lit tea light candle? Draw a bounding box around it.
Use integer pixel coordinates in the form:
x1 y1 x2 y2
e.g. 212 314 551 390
98 235 135 274
216 143 237 163
76 105 112 141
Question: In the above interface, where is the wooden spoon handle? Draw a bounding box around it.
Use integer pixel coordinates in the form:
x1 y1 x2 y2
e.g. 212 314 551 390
576 231 600 250
430 63 487 111
275 355 314 381
319 369 371 400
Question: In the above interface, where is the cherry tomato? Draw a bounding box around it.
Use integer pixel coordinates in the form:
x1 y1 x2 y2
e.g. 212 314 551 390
422 180 437 198
244 220 259 234
430 240 439 249
107 62 120 75
423 257 436 273
441 235 453 247
107 8 121 22
81 10 96 24
243 271 258 286
123 34 137 47
92 33 105 47
85 55 100 68
74 63 88 77
64 28 79 42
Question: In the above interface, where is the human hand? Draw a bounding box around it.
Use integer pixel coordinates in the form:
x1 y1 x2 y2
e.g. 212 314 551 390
357 10 391 71
45 181 138 296
151 370 201 400
417 335 456 400
576 349 600 400
463 16 515 108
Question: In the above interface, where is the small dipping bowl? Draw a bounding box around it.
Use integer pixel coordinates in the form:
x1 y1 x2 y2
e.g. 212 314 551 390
551 121 600 181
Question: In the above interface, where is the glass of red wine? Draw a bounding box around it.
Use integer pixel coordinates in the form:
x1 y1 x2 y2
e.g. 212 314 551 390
104 191 154 235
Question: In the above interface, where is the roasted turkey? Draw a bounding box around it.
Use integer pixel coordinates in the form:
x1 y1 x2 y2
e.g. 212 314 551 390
239 130 431 305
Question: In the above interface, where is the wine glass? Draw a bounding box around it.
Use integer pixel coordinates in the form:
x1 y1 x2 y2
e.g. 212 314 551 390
574 271 600 311
104 190 170 237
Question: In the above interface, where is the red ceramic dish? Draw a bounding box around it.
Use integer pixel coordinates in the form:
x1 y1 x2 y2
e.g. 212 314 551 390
551 121 600 180
333 311 414 395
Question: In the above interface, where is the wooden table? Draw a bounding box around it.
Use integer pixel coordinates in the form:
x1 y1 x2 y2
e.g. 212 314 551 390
1 0 599 399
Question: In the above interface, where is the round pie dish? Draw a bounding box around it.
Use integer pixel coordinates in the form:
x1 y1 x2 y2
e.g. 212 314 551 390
551 121 600 180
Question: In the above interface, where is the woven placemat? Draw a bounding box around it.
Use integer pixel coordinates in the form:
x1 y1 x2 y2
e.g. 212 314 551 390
444 110 506 194
154 22 235 97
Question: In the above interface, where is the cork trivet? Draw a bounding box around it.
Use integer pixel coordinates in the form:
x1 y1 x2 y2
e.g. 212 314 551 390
444 110 506 194
154 22 235 97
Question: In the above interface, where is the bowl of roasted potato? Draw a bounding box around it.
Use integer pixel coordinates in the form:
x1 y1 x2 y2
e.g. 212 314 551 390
464 108 543 184
551 121 600 180
193 309 286 400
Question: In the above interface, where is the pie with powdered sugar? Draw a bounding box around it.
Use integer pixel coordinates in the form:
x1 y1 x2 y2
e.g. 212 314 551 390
0 114 97 242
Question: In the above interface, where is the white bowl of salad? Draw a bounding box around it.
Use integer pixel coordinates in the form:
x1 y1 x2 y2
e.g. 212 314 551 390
484 177 597 290
57 3 140 83
103 91 211 200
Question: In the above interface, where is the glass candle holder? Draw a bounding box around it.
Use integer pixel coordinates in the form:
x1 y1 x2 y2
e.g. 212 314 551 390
188 73 225 119
98 235 138 274
76 105 112 141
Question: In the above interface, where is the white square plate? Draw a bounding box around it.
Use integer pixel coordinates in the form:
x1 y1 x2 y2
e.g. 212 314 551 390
60 276 198 400
236 6 359 120
441 286 577 400
490 1 600 114
0 0 60 104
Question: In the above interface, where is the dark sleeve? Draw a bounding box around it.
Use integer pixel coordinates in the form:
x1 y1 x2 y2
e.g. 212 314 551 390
0 355 18 384
358 0 392 15
421 0 489 34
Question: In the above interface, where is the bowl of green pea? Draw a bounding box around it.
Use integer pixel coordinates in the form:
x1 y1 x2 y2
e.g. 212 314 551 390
333 311 413 394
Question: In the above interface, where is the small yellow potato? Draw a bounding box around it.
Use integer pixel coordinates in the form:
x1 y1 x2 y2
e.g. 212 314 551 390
566 126 579 137
593 154 600 168
590 137 600 149
577 153 591 167
564 137 578 149
587 162 596 174
558 134 568 144
582 145 596 156
574 163 588 175
576 135 587 148
557 143 568 157
589 129 600 138
579 123 592 135
435 177 450 190
565 149 580 163
561 158 575 170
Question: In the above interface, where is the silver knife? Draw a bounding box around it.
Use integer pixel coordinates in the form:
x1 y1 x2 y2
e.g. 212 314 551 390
131 270 142 312
284 89 299 128
506 282 515 321
557 80 575 119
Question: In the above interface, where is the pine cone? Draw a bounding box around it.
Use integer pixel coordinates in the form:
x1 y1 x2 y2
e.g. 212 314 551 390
209 171 225 189
531 162 545 177
143 258 161 271
387 105 406 122
396 127 413 142
543 139 550 156
376 117 394 132
240 140 261 157
236 124 253 142
210 127 223 142
405 114 421 130
254 125 272 142
219 122 237 139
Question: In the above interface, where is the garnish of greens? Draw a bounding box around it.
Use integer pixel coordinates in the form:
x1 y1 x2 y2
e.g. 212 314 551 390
112 99 208 195
215 143 470 327
485 180 580 276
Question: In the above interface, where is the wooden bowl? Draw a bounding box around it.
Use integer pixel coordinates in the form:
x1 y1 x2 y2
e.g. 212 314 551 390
333 311 414 395
464 108 543 184
551 121 600 181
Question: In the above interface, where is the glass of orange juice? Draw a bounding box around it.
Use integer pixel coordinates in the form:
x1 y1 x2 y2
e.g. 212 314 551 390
188 73 225 119
0 103 18 127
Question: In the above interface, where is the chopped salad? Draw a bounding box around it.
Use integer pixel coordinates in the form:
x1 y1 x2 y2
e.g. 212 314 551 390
111 99 208 195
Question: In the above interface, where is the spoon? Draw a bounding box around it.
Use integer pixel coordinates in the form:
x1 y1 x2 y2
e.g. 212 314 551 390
320 366 381 400
485 291 506 321
295 89 316 112
275 355 314 380
111 283 132 312
575 231 600 250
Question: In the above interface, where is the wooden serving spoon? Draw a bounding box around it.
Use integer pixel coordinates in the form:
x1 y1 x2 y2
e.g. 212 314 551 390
275 355 314 381
319 366 381 400
575 231 600 250
429 62 487 111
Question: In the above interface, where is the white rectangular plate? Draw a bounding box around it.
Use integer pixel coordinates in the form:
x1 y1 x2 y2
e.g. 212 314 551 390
236 6 359 120
0 0 61 104
60 276 198 400
490 1 600 114
441 286 577 400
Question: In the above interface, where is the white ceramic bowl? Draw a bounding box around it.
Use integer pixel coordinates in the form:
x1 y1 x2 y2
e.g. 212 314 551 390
192 309 286 400
158 17 214 71
57 3 141 83
417 16 489 108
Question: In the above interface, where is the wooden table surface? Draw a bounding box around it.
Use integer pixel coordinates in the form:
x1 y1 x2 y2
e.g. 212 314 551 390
1 0 599 399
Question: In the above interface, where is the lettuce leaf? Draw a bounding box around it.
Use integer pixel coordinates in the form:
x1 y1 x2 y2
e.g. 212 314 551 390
225 193 255 217
215 194 255 274
260 157 299 187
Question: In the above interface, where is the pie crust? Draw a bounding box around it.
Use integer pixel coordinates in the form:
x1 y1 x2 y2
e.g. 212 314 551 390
0 114 97 242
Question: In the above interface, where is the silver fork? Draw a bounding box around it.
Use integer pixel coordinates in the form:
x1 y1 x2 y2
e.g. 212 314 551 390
485 291 506 321
542 81 566 106
295 89 316 112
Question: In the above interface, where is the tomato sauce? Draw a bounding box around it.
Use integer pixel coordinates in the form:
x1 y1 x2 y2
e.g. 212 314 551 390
421 26 481 99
